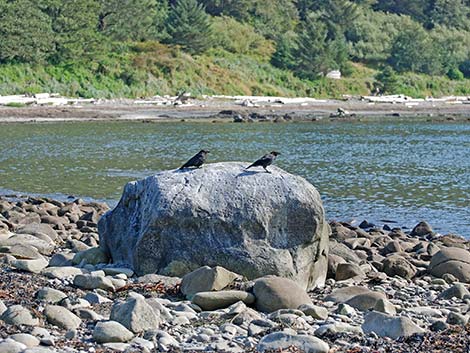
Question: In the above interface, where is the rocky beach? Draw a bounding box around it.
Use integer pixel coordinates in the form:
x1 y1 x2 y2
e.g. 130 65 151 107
1 163 470 353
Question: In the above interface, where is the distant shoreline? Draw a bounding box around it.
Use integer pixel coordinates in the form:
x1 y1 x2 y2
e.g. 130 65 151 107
0 97 470 123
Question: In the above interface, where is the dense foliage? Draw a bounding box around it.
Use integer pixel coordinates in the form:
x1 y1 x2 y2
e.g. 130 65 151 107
0 0 470 97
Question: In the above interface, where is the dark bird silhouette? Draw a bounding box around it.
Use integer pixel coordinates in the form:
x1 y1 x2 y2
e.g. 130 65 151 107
179 150 210 169
246 151 281 173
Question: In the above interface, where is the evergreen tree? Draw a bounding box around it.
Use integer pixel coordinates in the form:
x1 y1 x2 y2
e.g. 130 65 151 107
271 31 298 70
98 0 168 42
375 66 400 93
165 0 213 54
39 0 102 62
294 13 348 79
0 0 54 63
430 0 470 29
388 23 442 75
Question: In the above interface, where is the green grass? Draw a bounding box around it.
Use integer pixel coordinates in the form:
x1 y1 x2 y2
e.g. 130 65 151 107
0 44 469 99
5 102 27 107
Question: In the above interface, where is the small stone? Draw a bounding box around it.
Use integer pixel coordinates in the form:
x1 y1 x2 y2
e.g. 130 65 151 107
324 286 370 303
374 298 396 315
192 291 255 311
438 283 470 300
42 266 84 279
362 311 424 339
0 299 7 315
73 274 115 291
253 276 312 313
335 263 366 281
257 332 329 353
180 266 240 297
93 321 134 343
110 294 160 333
10 334 40 348
1 305 39 326
36 288 67 304
298 304 328 320
0 339 27 353
72 247 109 265
336 303 356 316
44 305 82 330
382 255 417 279
10 258 49 274
447 312 468 325
48 253 74 267
430 321 448 332
345 291 387 311
410 221 433 236
315 322 363 336
84 292 112 304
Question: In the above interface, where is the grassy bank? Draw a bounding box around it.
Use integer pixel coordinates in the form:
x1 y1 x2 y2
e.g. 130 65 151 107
0 44 469 99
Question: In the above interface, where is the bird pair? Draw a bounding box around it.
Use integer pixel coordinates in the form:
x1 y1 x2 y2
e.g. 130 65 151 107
179 150 281 173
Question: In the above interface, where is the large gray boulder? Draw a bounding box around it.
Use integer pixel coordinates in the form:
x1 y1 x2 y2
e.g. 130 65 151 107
99 162 330 290
429 247 470 282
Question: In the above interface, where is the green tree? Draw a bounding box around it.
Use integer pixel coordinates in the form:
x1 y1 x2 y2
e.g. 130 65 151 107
430 0 470 30
388 22 442 74
294 13 349 79
374 0 432 25
271 31 298 70
98 0 168 42
39 0 102 62
165 0 213 54
200 0 252 19
248 0 299 39
375 66 400 93
0 0 54 63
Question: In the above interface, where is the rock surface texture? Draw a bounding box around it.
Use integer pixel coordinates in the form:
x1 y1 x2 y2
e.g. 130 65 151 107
99 162 329 289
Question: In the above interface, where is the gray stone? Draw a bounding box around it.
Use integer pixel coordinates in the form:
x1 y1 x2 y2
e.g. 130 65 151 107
10 334 40 348
84 292 112 304
103 267 134 277
374 298 396 315
192 290 255 311
0 339 27 353
73 274 115 291
0 234 54 255
336 303 356 316
329 241 361 264
10 257 49 274
362 311 425 339
447 312 468 325
110 294 160 333
298 304 328 320
0 299 7 315
72 247 109 265
4 244 43 260
98 162 330 290
36 287 67 304
16 223 58 242
48 253 74 267
410 221 433 236
324 286 370 303
430 321 448 332
346 291 387 311
438 283 470 299
429 247 470 283
382 255 417 279
93 321 134 343
1 305 39 326
180 266 240 297
335 263 366 281
257 332 329 353
253 276 312 313
42 266 84 279
76 308 104 321
102 343 131 352
44 305 82 330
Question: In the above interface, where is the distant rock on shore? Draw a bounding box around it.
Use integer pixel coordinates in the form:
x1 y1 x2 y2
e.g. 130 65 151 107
98 162 330 290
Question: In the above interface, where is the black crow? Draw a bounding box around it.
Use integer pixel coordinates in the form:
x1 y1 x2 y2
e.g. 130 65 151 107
179 150 210 169
246 151 281 173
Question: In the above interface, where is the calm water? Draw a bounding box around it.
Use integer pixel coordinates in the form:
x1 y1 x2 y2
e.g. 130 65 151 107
1 120 469 235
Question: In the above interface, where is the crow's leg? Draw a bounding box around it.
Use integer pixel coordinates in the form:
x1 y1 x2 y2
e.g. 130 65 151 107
263 166 271 173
